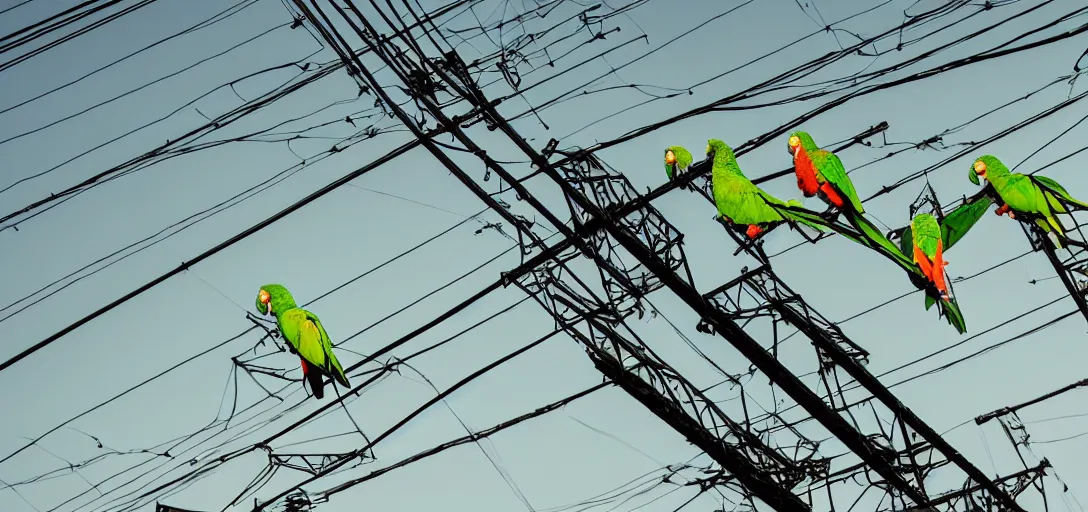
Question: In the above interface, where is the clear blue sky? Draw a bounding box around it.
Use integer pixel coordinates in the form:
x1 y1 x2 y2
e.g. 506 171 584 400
2 0 1087 510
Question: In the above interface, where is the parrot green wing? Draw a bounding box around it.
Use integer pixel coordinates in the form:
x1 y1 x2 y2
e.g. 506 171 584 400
716 178 785 224
997 175 1066 239
996 175 1052 216
308 313 350 387
280 308 350 387
811 149 865 213
895 225 914 258
710 154 791 226
939 194 992 251
1033 175 1088 210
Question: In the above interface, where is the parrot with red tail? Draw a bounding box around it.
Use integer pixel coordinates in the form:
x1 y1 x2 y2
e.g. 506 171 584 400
886 198 991 334
256 284 350 399
786 130 898 253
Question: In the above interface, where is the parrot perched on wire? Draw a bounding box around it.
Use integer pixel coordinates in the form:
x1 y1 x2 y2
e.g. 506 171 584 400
701 139 825 239
787 131 864 213
887 199 991 334
968 155 1088 249
786 131 896 251
256 284 350 400
664 146 694 181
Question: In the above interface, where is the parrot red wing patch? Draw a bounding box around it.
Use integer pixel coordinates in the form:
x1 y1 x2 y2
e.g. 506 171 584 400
933 239 947 296
819 182 846 209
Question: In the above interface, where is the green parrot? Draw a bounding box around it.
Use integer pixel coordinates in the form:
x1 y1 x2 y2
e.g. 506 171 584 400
787 131 864 213
786 131 896 252
969 155 1088 249
256 284 350 400
664 146 693 181
887 198 991 334
703 139 825 239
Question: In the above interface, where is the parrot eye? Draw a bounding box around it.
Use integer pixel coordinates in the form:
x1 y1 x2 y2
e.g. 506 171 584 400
973 161 987 174
259 290 270 304
788 136 800 148
665 150 676 165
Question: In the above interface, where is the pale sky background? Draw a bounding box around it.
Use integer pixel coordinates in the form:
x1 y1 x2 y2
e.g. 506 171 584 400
2 0 1088 511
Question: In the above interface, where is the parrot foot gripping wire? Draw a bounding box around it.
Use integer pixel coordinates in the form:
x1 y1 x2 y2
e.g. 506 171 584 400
246 312 286 354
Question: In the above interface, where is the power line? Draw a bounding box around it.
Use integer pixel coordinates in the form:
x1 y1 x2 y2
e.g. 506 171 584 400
7 0 1087 510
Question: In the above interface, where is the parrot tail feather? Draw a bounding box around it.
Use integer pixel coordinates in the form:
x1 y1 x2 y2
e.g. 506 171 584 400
333 367 351 388
772 201 827 233
1037 218 1065 249
938 298 967 334
1047 215 1066 238
301 359 326 399
842 209 916 271
326 352 351 388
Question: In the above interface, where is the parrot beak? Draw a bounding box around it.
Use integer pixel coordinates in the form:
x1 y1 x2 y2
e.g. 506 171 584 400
265 302 272 315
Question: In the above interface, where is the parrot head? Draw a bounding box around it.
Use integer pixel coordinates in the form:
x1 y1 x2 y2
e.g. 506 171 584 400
256 284 297 316
968 155 1008 185
664 146 693 181
706 139 734 160
786 131 817 157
